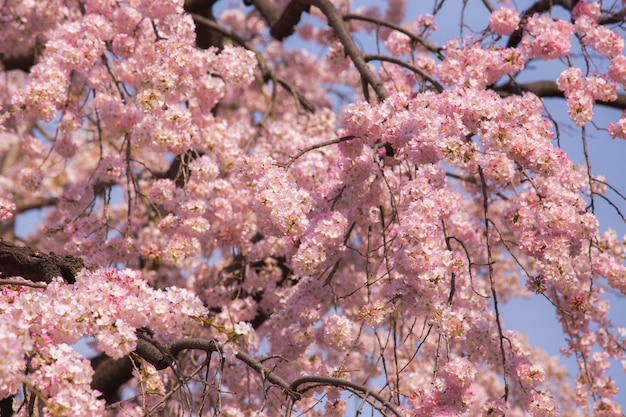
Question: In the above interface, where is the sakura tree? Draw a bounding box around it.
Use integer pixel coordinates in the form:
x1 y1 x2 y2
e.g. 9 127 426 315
0 0 625 415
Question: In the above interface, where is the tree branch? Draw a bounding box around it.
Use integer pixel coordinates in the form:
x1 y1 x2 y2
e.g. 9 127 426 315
289 375 403 417
246 0 281 27
309 0 388 101
363 53 443 92
493 81 626 110
247 0 388 100
0 239 84 284
598 8 626 25
342 13 442 56
94 335 406 414
270 0 311 40
0 53 35 72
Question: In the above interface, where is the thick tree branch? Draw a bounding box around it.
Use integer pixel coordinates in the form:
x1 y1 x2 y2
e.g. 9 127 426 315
270 0 311 40
0 53 35 72
183 0 222 49
309 0 388 101
493 81 626 110
246 0 281 27
598 8 626 25
244 0 388 100
90 355 135 404
0 239 84 284
247 0 309 40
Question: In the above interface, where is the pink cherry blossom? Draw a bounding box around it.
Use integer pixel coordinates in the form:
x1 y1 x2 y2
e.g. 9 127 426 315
0 198 15 221
0 1 625 416
521 14 574 60
489 7 521 36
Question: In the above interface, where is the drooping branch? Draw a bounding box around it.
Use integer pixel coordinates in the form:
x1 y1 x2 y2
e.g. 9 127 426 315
363 53 443 92
284 135 355 169
0 239 84 284
493 81 626 110
342 13 442 56
598 8 626 25
289 375 403 417
95 335 405 414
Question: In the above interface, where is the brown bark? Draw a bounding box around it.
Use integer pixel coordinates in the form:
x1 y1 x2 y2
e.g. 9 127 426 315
0 239 84 284
494 81 626 110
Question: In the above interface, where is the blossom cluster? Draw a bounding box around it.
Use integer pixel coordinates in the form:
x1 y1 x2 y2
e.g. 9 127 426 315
437 43 524 88
408 357 477 416
521 14 574 60
574 14 624 58
240 155 312 238
489 7 521 36
556 68 618 126
26 344 105 417
293 211 348 275
0 197 15 221
0 0 625 415
0 269 208 411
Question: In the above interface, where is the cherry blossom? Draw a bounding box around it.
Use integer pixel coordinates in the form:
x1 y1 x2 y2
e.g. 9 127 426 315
0 0 625 416
521 14 574 60
489 7 521 36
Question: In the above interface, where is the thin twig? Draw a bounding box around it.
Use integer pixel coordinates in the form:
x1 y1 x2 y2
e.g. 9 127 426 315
283 135 355 169
363 54 443 92
343 13 443 56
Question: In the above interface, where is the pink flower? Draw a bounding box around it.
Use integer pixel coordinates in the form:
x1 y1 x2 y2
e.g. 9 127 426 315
321 314 356 350
528 390 558 417
481 398 507 417
149 179 178 206
521 14 573 60
608 115 626 139
575 15 624 58
384 0 406 24
385 31 412 56
594 398 623 417
0 198 15 221
211 45 257 87
234 321 251 335
489 7 520 35
293 211 348 275
441 357 476 389
608 55 626 84
437 44 524 88
572 1 601 21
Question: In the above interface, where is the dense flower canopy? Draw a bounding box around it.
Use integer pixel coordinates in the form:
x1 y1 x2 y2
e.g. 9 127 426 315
0 0 626 416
